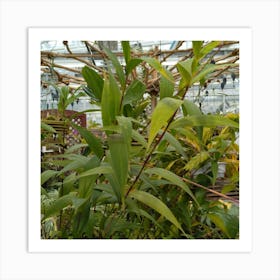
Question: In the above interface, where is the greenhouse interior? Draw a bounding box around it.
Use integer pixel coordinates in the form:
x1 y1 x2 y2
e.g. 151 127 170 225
41 40 240 239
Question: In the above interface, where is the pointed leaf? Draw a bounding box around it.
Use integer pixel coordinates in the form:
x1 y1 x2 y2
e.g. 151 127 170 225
116 116 132 152
170 115 239 129
162 131 186 157
177 59 193 88
104 47 125 89
145 167 197 203
129 189 184 234
141 57 173 82
192 41 204 59
200 41 220 58
71 123 104 159
126 58 143 75
81 66 104 101
41 122 57 133
182 99 203 140
108 134 129 201
131 129 147 148
182 99 202 116
193 63 235 84
101 74 122 127
41 170 58 185
148 97 183 149
208 212 239 238
159 69 174 99
121 41 131 65
42 194 73 219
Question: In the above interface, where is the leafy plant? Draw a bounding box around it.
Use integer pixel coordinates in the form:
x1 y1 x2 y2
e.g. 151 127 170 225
41 41 239 239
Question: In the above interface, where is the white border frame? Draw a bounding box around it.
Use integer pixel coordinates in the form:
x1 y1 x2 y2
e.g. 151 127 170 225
1 0 279 279
29 27 252 253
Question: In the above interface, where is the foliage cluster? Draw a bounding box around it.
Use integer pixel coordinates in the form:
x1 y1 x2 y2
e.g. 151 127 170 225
41 41 239 239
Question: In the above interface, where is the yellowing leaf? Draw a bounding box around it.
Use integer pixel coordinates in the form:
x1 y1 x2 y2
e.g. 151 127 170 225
184 151 210 171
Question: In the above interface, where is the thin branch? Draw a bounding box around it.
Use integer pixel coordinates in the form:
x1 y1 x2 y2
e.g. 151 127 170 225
182 177 239 205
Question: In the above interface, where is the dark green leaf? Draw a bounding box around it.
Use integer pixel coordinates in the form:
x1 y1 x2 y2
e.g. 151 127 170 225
208 211 239 238
104 47 126 89
71 123 104 159
129 190 185 235
123 79 146 106
41 170 58 185
42 194 73 219
145 167 198 204
126 58 142 75
121 41 131 65
108 134 129 203
81 66 104 101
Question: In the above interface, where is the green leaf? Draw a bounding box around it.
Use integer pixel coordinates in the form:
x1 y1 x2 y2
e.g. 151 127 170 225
177 59 193 88
162 131 186 157
159 69 174 99
141 57 173 82
192 63 235 84
211 161 218 185
42 194 73 219
41 122 57 133
71 123 104 159
182 99 203 140
123 79 146 106
184 151 210 171
132 100 150 118
41 170 58 185
78 156 101 198
145 167 198 204
104 47 126 89
200 41 220 59
131 129 147 148
77 165 113 180
65 143 88 154
101 73 122 127
192 41 204 59
108 134 129 202
129 189 185 235
72 201 91 237
81 66 104 101
121 41 131 65
126 58 142 75
170 115 239 129
126 198 165 232
182 99 202 116
208 212 239 238
148 97 183 150
60 173 76 196
58 154 88 174
116 116 132 152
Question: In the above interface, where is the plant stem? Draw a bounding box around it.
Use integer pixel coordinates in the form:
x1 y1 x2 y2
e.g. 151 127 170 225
125 87 189 198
